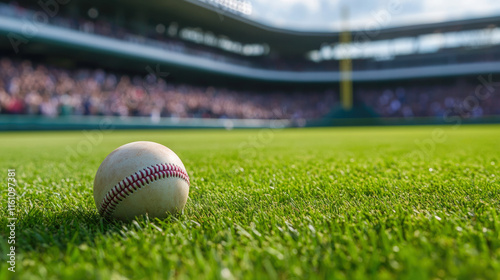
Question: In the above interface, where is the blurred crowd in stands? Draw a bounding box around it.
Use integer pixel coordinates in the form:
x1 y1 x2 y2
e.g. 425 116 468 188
358 80 500 119
1 57 499 120
0 58 336 120
1 3 500 120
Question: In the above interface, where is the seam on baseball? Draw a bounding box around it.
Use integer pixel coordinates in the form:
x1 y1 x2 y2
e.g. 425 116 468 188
99 163 190 218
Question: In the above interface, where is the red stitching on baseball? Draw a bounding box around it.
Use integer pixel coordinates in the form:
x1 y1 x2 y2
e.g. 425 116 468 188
99 163 190 218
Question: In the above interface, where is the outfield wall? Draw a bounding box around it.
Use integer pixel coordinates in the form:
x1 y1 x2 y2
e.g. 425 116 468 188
2 115 500 131
0 115 291 131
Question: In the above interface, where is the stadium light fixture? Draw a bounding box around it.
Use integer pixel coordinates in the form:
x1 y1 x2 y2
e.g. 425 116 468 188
195 0 253 16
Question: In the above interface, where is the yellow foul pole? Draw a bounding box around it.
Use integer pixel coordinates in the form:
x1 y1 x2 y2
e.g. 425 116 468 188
340 5 353 111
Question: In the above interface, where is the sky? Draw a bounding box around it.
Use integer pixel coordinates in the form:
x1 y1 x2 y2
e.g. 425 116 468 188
246 0 500 31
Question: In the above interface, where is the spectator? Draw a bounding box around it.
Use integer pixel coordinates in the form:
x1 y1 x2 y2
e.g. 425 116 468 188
0 58 337 120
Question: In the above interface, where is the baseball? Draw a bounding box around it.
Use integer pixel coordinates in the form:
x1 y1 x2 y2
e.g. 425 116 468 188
93 141 190 221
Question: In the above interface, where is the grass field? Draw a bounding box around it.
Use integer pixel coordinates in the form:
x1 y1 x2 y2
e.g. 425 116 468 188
0 125 499 279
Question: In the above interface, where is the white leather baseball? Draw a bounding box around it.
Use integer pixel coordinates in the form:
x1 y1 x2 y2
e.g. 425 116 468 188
93 141 190 221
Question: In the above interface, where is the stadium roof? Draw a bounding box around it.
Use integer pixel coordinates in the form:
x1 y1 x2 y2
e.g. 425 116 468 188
2 15 500 84
84 0 500 55
1 1 500 84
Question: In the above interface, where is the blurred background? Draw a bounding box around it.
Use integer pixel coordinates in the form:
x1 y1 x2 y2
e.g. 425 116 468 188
0 0 499 130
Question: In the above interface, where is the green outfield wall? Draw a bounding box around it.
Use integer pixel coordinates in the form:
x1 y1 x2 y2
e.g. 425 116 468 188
1 115 499 131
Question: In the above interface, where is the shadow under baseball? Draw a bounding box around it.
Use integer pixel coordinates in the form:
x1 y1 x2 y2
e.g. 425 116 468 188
10 206 180 254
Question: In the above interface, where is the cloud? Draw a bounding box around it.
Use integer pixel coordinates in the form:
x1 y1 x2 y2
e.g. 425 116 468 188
248 0 340 30
247 0 500 31
390 0 500 26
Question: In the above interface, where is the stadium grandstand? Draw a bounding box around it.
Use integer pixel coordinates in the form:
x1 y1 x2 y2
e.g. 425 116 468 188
0 0 499 129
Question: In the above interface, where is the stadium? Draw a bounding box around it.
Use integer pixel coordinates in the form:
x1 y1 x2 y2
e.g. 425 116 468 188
0 0 499 279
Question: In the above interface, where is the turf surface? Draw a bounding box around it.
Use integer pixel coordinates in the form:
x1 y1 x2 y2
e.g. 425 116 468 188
0 125 499 279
